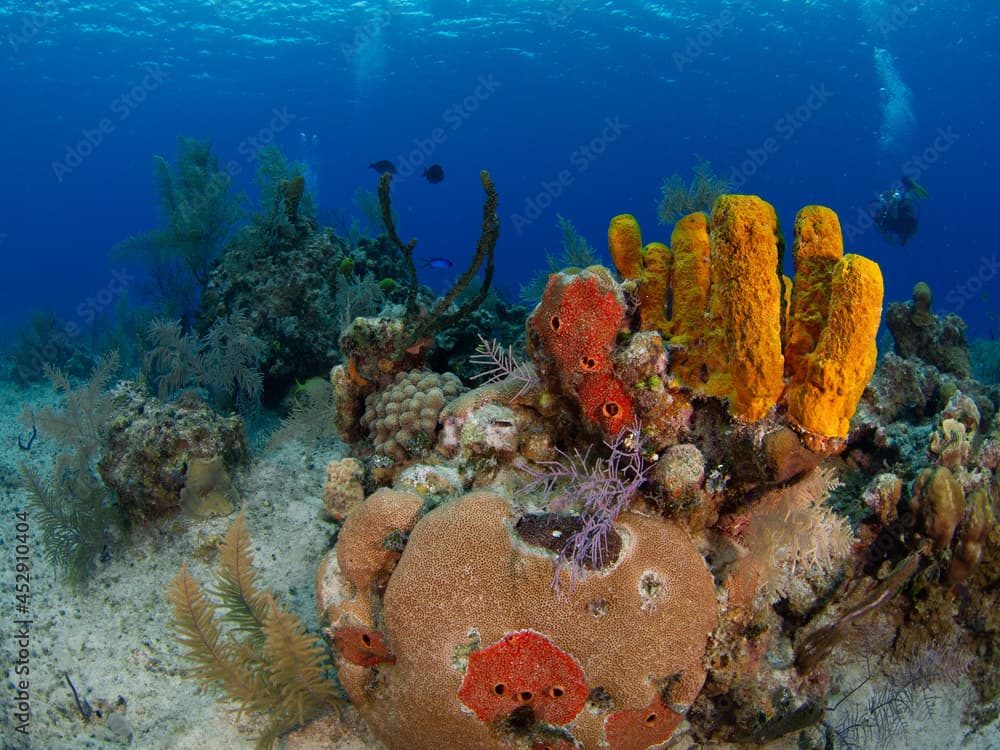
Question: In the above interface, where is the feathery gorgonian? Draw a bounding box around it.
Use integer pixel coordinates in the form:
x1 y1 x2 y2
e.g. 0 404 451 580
521 422 650 587
470 334 539 398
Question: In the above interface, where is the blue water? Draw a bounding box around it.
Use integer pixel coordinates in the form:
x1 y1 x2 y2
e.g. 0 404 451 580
0 0 996 346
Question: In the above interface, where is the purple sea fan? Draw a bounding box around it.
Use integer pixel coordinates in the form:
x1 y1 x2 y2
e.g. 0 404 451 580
521 422 650 587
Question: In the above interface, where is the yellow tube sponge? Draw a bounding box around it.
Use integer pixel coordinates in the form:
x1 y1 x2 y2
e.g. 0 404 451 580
663 212 712 385
706 195 785 422
608 214 644 280
666 212 711 341
637 241 672 333
784 206 844 382
786 253 884 439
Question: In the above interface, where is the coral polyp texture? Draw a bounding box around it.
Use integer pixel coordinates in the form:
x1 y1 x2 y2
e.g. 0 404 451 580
360 369 465 463
318 491 717 750
608 196 884 442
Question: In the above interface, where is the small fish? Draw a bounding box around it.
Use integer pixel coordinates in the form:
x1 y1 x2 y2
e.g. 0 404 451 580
422 257 453 269
369 160 396 174
423 163 445 183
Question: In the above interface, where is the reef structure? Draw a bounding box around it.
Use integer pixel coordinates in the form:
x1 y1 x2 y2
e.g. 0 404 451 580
312 196 897 750
607 199 883 446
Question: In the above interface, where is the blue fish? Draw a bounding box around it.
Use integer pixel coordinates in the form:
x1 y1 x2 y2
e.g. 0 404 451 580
422 257 453 269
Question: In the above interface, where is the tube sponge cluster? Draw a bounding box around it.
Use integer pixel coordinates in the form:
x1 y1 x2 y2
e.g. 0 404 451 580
609 197 884 441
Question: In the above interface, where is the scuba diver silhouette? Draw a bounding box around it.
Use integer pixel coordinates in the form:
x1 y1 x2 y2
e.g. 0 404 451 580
871 176 929 246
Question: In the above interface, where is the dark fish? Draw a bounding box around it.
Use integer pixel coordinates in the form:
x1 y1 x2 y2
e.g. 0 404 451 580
369 160 396 174
422 257 453 269
423 164 445 183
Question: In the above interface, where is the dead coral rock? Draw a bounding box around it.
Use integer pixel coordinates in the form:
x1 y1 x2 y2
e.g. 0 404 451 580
861 472 902 527
650 443 705 516
323 457 366 521
98 383 248 520
339 316 430 391
200 229 346 395
395 463 464 497
437 380 554 465
319 491 718 750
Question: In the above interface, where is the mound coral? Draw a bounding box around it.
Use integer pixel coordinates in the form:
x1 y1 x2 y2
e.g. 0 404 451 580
360 369 465 464
318 491 718 750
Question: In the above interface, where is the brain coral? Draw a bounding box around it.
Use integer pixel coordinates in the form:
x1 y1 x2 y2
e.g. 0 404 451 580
318 491 718 750
360 369 465 462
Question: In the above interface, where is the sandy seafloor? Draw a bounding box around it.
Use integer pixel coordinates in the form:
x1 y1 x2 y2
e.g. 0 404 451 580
0 378 998 750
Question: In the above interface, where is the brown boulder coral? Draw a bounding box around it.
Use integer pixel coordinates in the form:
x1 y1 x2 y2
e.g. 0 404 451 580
317 491 718 750
98 382 248 520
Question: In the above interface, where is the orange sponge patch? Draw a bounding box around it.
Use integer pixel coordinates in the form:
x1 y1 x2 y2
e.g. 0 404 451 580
605 698 683 750
458 630 588 725
528 268 634 434
332 625 396 667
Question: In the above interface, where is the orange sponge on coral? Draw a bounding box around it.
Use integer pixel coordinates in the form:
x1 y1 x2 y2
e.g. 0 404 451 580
527 267 633 434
